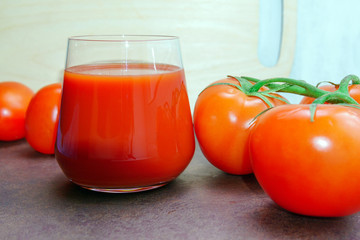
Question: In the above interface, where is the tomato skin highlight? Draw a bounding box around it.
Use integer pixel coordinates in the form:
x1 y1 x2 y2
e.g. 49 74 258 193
300 84 360 104
194 78 286 175
249 104 360 217
0 82 34 141
25 83 62 154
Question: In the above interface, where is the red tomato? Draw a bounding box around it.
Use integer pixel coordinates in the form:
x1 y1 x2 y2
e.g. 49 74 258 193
249 104 360 217
194 77 287 175
25 83 62 154
0 82 34 141
300 84 360 103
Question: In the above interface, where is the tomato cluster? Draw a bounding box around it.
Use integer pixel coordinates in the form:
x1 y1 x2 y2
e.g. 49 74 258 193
0 81 61 154
2 74 360 217
194 76 360 217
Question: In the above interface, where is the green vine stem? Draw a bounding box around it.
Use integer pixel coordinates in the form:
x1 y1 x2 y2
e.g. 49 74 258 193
201 74 360 122
314 75 360 88
315 81 337 88
312 75 360 104
241 74 360 104
241 74 360 122
246 77 329 98
338 74 360 92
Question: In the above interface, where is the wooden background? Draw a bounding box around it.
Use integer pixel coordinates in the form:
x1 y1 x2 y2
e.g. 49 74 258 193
0 0 297 109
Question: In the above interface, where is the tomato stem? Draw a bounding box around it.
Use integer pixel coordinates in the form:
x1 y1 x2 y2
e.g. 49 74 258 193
316 81 337 88
311 75 359 104
338 75 360 93
225 74 360 123
240 75 360 105
312 92 358 104
204 75 360 112
247 77 328 98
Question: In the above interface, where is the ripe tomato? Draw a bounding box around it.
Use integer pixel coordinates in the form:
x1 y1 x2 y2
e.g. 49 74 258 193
25 83 62 154
300 84 360 103
0 82 34 141
194 77 287 175
249 104 360 217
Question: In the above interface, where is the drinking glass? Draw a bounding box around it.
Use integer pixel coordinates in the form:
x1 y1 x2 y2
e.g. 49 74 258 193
55 35 195 193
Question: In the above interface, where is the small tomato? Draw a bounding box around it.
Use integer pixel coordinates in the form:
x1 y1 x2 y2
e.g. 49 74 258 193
25 83 62 154
0 82 34 141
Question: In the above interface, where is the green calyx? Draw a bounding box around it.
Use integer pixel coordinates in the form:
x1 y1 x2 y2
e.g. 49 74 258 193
200 75 290 108
229 76 290 107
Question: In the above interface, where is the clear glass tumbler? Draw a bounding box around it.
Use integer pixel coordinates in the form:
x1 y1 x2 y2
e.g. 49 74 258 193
55 35 195 193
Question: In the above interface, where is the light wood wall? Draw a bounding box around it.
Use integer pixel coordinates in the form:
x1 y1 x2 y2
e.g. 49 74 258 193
0 0 297 109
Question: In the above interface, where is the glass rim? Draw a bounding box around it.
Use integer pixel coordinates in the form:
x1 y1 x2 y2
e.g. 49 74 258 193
68 34 179 42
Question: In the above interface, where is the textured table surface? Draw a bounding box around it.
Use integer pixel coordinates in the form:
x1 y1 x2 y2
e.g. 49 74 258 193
1 140 359 240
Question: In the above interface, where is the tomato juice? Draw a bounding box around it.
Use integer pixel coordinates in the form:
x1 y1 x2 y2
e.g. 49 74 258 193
55 63 195 191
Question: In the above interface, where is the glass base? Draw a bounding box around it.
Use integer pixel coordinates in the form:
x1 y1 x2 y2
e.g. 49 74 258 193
74 182 169 193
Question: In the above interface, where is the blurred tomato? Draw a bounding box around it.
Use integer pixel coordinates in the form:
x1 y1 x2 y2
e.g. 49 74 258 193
0 82 34 141
25 83 62 154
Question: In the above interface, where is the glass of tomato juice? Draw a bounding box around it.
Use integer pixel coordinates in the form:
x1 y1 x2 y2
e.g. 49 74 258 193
55 35 195 193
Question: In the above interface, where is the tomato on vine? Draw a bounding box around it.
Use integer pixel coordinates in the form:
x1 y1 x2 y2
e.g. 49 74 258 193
194 77 287 175
0 82 34 141
195 74 360 217
249 104 360 217
247 74 360 217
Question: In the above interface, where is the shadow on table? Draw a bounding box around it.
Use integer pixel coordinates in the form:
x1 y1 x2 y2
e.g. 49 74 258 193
1 138 55 161
51 175 190 206
249 201 359 239
0 139 25 149
199 169 264 194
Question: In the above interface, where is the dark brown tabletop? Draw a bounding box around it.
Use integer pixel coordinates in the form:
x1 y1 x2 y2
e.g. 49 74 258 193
1 140 359 240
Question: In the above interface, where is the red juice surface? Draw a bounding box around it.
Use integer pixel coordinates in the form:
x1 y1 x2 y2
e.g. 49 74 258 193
55 63 195 188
